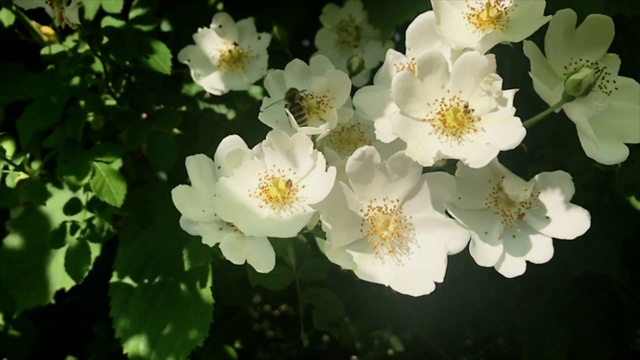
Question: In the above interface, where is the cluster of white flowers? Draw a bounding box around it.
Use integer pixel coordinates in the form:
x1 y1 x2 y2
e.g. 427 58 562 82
173 0 638 296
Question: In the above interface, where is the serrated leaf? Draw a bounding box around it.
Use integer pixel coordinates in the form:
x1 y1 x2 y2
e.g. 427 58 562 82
101 0 124 14
247 264 294 291
109 268 214 360
90 162 127 207
138 38 172 75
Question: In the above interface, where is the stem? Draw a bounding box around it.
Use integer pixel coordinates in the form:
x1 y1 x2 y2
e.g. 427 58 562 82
288 241 309 347
11 6 48 45
522 93 574 128
1 156 20 169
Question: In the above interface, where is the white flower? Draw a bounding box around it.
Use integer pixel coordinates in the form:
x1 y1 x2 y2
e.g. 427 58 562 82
313 0 393 87
214 130 336 238
258 55 353 140
318 146 470 296
171 153 275 273
316 112 404 184
177 12 271 95
353 10 461 143
431 0 551 53
14 0 81 29
447 159 591 278
523 9 640 165
390 49 525 168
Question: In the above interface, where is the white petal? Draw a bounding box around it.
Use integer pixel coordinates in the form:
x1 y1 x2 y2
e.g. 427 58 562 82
219 234 276 273
171 185 216 222
526 171 591 240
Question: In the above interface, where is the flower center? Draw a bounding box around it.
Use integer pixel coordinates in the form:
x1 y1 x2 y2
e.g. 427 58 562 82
360 197 414 260
485 177 538 227
302 92 335 124
216 41 251 72
333 16 362 49
46 0 72 28
250 168 302 212
394 57 417 75
323 123 372 157
424 92 482 144
463 0 514 33
562 58 617 97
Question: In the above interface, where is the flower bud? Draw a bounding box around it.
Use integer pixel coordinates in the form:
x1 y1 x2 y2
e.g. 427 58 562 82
563 67 598 98
347 55 365 77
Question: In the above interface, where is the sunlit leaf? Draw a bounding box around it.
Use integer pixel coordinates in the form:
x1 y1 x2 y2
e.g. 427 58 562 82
109 267 214 360
138 38 173 75
101 0 124 14
90 161 127 208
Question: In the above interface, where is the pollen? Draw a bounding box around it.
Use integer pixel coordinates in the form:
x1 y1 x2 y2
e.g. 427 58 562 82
216 41 251 72
323 123 372 157
360 197 414 260
562 58 618 96
463 0 514 34
394 57 417 75
303 92 335 124
485 177 539 228
249 167 302 212
423 92 482 144
333 16 362 49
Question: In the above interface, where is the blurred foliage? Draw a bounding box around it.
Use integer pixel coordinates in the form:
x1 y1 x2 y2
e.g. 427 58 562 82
0 0 639 359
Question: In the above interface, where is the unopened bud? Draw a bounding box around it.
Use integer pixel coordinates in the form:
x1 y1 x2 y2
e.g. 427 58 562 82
564 67 598 98
347 55 365 77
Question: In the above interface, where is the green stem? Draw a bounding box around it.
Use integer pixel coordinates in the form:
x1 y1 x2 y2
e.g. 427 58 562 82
1 155 20 169
288 241 309 347
11 5 48 45
522 93 574 128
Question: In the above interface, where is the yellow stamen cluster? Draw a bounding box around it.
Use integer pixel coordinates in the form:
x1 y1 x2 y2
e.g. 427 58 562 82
303 92 335 123
216 41 251 72
562 58 617 96
333 16 362 49
485 177 539 228
360 197 414 260
249 167 302 212
424 91 482 144
463 0 514 34
323 123 372 157
394 57 417 75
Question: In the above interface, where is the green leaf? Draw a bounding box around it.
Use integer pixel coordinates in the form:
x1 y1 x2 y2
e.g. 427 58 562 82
365 0 430 38
109 268 214 360
82 0 102 20
101 0 124 14
64 236 93 283
0 7 15 27
90 162 127 207
18 178 51 206
138 38 172 75
247 264 294 291
0 186 95 313
16 94 67 146
297 256 332 283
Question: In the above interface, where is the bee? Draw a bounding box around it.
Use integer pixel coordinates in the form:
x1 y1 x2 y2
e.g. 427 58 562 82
262 88 308 127
283 88 308 127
